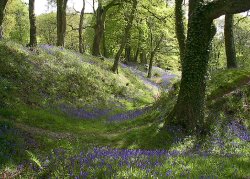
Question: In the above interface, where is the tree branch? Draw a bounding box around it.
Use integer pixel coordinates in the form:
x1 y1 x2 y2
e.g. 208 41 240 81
234 11 250 26
204 0 250 20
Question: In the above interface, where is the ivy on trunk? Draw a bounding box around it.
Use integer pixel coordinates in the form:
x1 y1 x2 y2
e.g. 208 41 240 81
166 0 250 134
0 0 8 39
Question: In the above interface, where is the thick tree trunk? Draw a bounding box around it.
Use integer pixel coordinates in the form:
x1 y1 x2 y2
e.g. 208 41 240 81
224 14 237 68
92 4 105 56
79 0 85 54
166 13 216 133
0 0 8 39
165 0 250 134
28 0 37 47
111 0 137 73
56 0 68 47
175 0 186 64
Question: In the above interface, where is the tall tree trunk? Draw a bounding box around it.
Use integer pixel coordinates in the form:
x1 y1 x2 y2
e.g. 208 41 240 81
133 47 140 62
165 0 250 134
79 0 85 54
125 31 132 63
147 53 154 78
125 44 131 63
57 0 68 47
147 34 164 78
140 50 147 64
92 3 105 56
92 0 121 56
175 0 186 64
0 0 8 39
224 13 237 68
111 0 137 73
133 30 141 62
102 31 108 57
28 0 37 47
166 10 216 133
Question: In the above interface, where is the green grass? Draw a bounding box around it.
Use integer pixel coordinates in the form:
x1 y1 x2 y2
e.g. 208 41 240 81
207 68 250 100
0 41 154 111
1 41 250 177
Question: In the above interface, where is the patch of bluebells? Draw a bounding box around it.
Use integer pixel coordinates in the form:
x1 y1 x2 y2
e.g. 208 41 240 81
59 104 111 120
59 103 152 122
108 106 152 122
39 44 93 66
28 147 186 178
228 120 250 141
0 122 33 167
39 44 56 55
26 144 250 178
120 63 176 91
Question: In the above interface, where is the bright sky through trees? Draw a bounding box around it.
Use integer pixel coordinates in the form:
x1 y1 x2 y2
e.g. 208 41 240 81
22 0 96 15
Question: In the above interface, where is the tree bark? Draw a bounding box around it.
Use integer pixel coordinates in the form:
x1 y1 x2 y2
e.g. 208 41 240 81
147 34 164 78
133 22 142 62
92 0 121 56
102 31 108 57
166 0 250 134
56 0 68 47
79 0 85 53
133 47 139 62
175 0 186 64
125 43 131 63
28 0 37 47
92 2 105 56
112 0 137 73
140 50 147 64
224 13 237 68
0 0 8 39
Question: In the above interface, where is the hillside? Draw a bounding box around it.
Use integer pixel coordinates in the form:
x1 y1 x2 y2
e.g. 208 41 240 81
0 41 162 115
0 41 250 178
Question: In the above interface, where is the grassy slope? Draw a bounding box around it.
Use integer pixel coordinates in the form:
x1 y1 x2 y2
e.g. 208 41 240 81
0 41 154 111
0 41 250 177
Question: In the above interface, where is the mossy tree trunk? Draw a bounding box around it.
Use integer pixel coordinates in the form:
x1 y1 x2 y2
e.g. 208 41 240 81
167 15 216 133
56 0 68 47
79 0 85 54
224 13 237 68
112 0 137 73
28 0 37 47
0 0 8 39
166 0 250 134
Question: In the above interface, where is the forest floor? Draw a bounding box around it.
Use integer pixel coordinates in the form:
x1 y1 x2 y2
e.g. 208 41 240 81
0 41 250 178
